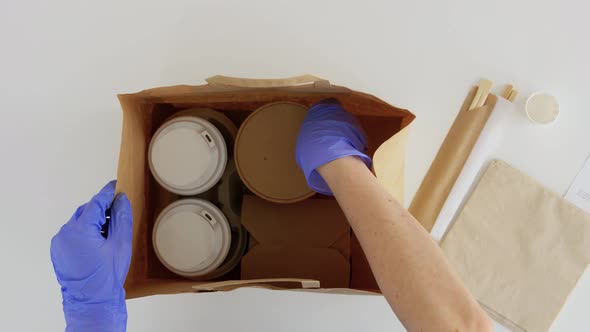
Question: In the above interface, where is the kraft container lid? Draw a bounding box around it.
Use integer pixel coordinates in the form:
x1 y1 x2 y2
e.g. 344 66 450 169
149 116 228 195
153 199 231 277
235 102 314 203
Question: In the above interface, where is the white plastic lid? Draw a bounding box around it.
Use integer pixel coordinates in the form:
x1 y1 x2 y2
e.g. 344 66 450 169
153 199 231 277
525 92 559 125
149 116 228 195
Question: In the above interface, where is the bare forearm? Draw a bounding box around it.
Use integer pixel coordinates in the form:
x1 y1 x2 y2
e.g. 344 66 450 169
318 157 492 332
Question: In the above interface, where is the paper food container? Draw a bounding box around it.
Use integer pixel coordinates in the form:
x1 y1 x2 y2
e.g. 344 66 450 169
115 75 415 298
234 101 315 204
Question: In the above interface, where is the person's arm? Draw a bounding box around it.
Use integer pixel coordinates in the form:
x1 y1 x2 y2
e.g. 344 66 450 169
318 157 492 331
295 99 492 331
50 181 132 332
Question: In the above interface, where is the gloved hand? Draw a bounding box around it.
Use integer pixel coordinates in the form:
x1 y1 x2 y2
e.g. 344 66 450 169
296 99 371 195
50 181 132 332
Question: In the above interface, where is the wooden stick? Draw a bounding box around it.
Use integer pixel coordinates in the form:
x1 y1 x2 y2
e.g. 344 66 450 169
469 79 493 111
502 84 514 99
507 89 518 102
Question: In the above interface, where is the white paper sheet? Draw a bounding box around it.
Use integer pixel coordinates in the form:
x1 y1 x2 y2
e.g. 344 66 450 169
565 157 590 214
430 98 516 241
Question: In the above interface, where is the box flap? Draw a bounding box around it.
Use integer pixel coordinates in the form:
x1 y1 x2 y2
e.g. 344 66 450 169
241 195 349 249
241 195 351 288
242 247 350 288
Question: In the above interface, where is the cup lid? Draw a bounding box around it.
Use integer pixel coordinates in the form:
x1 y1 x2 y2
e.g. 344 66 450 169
149 116 228 195
525 92 559 125
171 108 238 143
153 199 231 277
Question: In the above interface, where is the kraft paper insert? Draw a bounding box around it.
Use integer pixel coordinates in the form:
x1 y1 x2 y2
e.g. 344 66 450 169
441 160 590 332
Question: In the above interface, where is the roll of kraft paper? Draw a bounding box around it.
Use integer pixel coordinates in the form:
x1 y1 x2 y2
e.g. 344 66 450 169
430 97 516 241
409 86 497 231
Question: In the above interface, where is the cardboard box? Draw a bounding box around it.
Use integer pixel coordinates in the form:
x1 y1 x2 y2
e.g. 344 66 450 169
241 195 351 288
116 75 415 298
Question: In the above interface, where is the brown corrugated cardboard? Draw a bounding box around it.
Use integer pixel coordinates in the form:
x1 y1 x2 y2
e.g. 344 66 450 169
241 196 350 288
243 247 350 289
115 75 415 298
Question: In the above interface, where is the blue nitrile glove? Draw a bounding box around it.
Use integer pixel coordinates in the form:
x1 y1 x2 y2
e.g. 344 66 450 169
295 99 371 195
50 181 132 332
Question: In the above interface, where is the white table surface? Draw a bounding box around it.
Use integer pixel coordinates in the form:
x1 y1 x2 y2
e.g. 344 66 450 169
1 0 589 331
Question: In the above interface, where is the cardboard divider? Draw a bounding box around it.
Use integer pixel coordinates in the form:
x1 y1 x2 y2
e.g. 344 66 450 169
116 81 414 298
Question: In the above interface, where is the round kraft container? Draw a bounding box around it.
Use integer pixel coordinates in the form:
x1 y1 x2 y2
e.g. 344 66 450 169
234 102 314 203
149 116 227 195
153 199 231 278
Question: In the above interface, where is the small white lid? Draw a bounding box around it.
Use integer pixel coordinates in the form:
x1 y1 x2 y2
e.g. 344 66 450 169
153 199 231 277
525 92 560 125
149 116 228 195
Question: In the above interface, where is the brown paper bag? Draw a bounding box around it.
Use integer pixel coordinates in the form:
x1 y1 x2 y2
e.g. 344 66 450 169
441 160 590 332
115 75 415 298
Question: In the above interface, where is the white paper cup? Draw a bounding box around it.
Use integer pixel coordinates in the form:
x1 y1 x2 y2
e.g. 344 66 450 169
149 116 227 195
525 92 559 125
153 199 231 278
